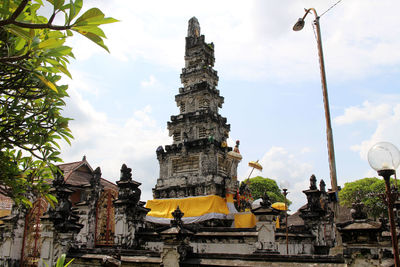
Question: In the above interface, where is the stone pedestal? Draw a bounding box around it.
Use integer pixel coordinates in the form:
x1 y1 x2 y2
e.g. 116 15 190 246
160 207 194 267
75 167 102 248
114 164 149 248
0 209 26 266
251 194 280 254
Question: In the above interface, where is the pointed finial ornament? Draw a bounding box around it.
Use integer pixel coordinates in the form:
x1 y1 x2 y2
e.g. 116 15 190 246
187 17 200 37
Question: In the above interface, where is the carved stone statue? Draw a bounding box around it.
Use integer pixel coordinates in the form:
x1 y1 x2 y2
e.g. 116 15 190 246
319 179 326 192
309 174 317 190
187 17 200 37
120 164 132 181
260 192 272 208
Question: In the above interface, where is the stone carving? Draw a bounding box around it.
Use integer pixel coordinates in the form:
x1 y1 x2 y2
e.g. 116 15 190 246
350 198 368 220
187 17 200 37
171 206 184 228
260 192 272 208
120 163 132 181
48 171 83 233
319 179 326 192
309 174 317 190
114 164 149 249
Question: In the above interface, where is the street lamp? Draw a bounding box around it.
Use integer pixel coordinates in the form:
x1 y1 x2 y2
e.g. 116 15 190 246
368 142 400 267
282 188 289 255
293 8 338 197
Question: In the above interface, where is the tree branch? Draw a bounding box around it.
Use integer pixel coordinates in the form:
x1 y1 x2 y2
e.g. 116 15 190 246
0 53 31 63
11 21 72 30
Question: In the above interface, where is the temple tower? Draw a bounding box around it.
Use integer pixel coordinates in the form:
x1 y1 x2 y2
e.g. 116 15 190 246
154 17 239 199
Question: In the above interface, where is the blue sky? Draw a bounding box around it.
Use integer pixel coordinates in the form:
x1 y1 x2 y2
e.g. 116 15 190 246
58 0 400 212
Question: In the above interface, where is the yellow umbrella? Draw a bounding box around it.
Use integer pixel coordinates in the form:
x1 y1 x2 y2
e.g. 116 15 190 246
271 202 288 211
248 161 262 171
246 160 263 181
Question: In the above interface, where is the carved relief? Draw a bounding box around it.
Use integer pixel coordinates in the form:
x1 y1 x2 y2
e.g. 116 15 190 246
198 126 207 139
217 155 228 175
95 189 117 246
173 131 181 142
21 198 48 267
172 156 199 173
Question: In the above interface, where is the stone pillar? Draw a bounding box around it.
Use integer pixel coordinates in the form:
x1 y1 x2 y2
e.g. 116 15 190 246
251 193 280 254
160 207 193 267
75 167 102 248
38 219 55 266
42 171 83 266
300 175 333 254
0 207 27 266
114 164 149 248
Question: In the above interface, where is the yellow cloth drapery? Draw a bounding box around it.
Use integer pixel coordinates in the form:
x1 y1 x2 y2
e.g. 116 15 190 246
146 195 230 219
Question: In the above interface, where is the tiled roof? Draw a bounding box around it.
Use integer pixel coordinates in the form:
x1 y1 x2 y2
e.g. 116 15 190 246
101 178 117 190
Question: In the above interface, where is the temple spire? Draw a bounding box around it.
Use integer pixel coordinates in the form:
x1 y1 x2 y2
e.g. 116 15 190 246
187 17 200 37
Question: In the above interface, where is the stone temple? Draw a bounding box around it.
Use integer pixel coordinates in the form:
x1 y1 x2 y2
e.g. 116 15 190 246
1 17 400 267
154 17 239 200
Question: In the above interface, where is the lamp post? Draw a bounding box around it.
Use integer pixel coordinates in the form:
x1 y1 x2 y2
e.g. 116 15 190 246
293 9 338 196
368 142 400 267
282 188 289 255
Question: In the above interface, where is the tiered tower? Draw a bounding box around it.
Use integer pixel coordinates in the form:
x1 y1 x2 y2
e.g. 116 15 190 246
153 17 239 199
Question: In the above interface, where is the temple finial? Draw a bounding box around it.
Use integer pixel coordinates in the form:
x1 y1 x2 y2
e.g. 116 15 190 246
187 17 200 37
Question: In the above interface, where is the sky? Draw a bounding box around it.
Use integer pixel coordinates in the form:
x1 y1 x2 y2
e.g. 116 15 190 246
54 0 400 212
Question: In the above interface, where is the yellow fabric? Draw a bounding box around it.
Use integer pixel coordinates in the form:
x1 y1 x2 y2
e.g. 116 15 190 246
226 193 234 203
271 202 287 211
234 213 257 228
146 195 230 219
276 217 280 228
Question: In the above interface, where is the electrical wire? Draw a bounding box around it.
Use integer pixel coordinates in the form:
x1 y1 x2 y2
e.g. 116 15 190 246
320 0 343 17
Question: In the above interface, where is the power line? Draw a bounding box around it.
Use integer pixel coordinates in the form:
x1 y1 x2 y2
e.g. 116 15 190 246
320 0 343 17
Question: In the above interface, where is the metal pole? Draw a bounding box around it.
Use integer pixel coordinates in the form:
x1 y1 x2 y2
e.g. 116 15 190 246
312 13 338 194
380 169 400 267
283 188 289 255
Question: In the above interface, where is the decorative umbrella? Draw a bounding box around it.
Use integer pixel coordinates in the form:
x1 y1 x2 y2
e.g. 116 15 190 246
248 161 262 171
246 160 263 181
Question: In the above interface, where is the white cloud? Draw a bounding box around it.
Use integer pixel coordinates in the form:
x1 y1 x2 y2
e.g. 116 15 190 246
350 103 400 160
334 99 400 176
63 0 400 83
60 77 171 201
334 101 392 125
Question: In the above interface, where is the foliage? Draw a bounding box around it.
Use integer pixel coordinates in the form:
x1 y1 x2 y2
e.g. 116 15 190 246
339 177 399 219
44 254 74 267
244 176 291 206
0 0 117 206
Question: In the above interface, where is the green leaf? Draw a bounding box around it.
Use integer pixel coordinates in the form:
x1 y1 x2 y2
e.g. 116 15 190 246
73 7 104 25
56 254 66 267
46 46 73 57
99 17 119 24
35 74 58 92
34 0 44 6
21 198 33 208
72 25 106 38
5 25 32 40
68 0 82 22
15 37 27 50
64 258 75 267
38 38 65 49
53 0 65 10
76 31 109 52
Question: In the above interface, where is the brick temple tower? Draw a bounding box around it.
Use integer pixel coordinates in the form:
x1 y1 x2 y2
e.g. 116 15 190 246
153 17 240 199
